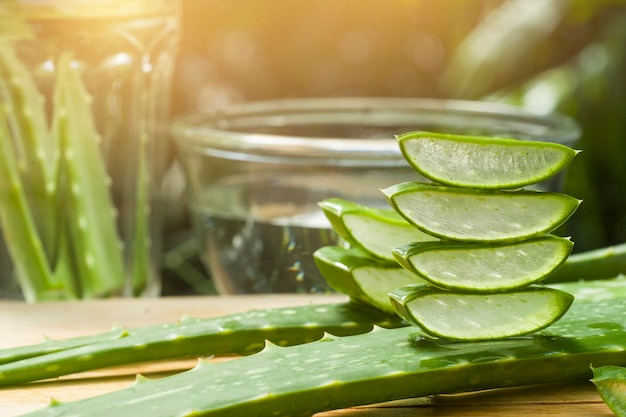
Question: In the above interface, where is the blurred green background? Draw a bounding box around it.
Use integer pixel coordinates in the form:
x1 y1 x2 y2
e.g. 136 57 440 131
157 0 626 294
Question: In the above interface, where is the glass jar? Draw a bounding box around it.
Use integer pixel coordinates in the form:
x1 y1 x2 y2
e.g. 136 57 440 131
0 0 181 301
172 97 581 295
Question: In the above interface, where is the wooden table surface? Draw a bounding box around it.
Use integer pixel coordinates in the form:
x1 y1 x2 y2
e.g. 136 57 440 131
0 295 615 417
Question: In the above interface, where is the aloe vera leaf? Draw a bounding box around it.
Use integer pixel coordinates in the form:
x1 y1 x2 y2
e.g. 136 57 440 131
390 285 574 341
0 40 58 261
545 242 626 284
393 236 574 292
440 0 570 99
0 327 128 366
397 131 579 190
53 54 125 298
130 167 150 296
319 198 437 262
383 182 581 242
0 302 401 386
591 365 626 417
121 74 152 296
0 104 76 301
313 246 425 314
18 278 626 417
549 275 626 301
128 147 150 296
0 40 79 301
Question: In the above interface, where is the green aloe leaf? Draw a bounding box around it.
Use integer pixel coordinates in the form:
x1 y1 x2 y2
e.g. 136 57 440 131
393 236 574 292
591 365 626 417
0 108 76 301
53 54 125 298
397 131 579 190
545 242 626 284
15 278 626 417
0 40 59 265
0 302 400 387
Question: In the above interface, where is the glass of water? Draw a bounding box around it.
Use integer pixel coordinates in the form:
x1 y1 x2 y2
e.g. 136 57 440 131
172 97 580 294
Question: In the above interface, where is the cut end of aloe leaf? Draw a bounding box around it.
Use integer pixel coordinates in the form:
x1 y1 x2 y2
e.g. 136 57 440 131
319 198 437 262
393 236 574 293
397 131 579 189
389 285 574 341
382 183 581 243
313 246 424 314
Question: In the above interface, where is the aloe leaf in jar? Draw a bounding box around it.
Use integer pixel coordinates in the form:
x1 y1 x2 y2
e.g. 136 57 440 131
0 0 181 300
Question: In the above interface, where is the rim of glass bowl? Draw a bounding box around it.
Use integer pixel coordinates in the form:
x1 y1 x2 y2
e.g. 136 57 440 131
172 97 581 166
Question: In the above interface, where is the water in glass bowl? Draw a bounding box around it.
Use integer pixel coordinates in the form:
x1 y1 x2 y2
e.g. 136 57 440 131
192 207 339 294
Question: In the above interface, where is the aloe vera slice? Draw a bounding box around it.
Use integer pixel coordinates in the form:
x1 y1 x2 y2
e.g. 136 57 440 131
390 285 574 340
383 182 581 242
319 198 437 262
313 246 424 314
397 131 579 189
591 366 626 417
393 236 574 292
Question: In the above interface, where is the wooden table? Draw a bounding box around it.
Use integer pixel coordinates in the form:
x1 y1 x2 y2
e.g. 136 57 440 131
0 295 615 416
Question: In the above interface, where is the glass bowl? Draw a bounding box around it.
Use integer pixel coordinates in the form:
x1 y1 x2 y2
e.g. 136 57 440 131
172 97 580 294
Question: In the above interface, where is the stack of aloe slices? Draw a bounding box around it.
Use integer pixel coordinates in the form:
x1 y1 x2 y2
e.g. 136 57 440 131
315 131 581 340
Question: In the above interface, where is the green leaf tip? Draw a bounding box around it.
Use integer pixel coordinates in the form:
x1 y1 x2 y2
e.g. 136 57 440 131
591 365 626 417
